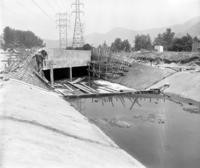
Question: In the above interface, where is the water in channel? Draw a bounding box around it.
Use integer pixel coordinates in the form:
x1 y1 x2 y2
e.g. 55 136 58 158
68 94 200 168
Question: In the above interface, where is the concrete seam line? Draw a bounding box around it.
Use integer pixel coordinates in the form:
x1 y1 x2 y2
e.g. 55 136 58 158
8 78 52 93
0 116 118 149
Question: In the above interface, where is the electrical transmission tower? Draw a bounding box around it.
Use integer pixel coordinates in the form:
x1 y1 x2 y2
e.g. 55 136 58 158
72 0 84 48
56 12 69 49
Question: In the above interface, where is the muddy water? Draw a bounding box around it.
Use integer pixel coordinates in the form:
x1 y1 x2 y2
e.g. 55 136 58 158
69 95 200 168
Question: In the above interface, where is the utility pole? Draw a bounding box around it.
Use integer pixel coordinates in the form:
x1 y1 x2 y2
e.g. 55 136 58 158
56 12 69 49
72 0 84 48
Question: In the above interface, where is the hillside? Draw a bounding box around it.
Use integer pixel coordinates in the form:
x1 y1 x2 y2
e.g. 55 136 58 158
85 16 200 46
44 16 200 48
85 28 137 46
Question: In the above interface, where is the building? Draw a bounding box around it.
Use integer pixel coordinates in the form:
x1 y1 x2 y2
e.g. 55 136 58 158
0 35 4 48
154 45 163 52
192 41 200 52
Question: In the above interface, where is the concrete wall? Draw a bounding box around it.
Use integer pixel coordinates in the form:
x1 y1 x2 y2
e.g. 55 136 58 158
43 49 91 70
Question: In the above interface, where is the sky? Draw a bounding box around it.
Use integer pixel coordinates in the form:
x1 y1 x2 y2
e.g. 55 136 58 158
0 0 200 40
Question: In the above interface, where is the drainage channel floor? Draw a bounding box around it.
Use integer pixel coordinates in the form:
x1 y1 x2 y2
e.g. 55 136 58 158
69 95 200 168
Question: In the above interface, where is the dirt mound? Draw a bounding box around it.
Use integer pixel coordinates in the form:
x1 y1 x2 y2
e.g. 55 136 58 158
132 51 200 65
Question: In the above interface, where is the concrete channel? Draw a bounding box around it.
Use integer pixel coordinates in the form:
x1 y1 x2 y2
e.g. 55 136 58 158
0 48 148 167
1 48 200 168
0 79 145 168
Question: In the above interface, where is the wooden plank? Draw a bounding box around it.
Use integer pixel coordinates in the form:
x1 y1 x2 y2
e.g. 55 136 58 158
71 77 85 84
55 88 73 94
64 91 134 99
80 83 97 93
33 70 53 89
64 81 85 93
98 86 118 93
65 80 79 88
97 87 112 93
63 84 74 92
74 84 93 94
77 84 93 93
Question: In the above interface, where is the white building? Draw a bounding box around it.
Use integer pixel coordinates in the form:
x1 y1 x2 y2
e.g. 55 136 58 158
154 45 163 52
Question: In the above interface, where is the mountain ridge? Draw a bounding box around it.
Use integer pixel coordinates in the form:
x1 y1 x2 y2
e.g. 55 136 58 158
44 16 200 48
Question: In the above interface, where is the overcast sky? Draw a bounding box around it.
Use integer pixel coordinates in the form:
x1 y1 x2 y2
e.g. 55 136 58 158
0 0 200 40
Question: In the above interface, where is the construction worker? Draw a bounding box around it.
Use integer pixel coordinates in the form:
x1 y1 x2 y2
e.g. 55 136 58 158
34 49 47 72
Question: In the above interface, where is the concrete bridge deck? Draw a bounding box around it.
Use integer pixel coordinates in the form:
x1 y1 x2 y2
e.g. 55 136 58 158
43 49 91 70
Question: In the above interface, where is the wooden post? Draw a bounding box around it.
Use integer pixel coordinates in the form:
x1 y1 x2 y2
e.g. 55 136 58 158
98 48 100 78
88 63 91 84
69 66 72 82
105 63 107 80
50 61 54 87
92 63 95 78
4 64 7 71
98 62 100 78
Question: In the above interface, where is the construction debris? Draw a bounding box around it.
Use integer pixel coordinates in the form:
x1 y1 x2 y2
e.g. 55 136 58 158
2 48 169 99
135 84 170 95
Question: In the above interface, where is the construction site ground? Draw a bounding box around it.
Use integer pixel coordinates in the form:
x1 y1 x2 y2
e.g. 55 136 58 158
149 70 200 102
0 49 146 167
2 48 200 102
110 51 200 102
1 48 200 167
112 62 175 90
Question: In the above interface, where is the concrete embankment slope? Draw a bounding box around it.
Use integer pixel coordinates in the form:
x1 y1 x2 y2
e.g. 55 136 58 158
149 71 200 102
0 79 145 168
113 62 175 90
113 61 200 102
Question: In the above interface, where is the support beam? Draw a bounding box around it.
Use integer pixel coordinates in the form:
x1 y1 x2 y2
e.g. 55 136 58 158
69 67 72 82
50 61 54 87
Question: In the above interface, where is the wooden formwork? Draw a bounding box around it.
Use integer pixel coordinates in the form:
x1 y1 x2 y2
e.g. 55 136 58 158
88 59 130 80
90 46 132 80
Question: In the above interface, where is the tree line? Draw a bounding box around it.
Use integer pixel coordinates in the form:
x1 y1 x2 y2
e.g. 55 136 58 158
105 28 200 52
2 26 45 49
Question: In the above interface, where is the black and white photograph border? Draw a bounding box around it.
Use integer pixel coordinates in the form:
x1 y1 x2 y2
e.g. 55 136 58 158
0 0 200 168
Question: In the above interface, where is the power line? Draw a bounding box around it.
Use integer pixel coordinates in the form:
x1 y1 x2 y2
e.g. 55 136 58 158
55 0 66 12
15 0 41 15
10 0 54 19
15 0 26 8
31 0 54 21
45 1 57 14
